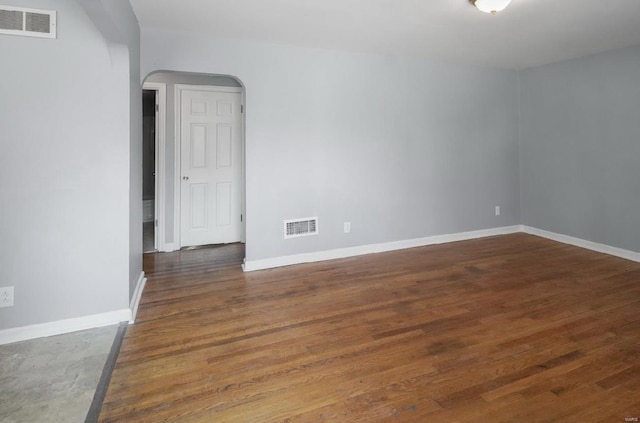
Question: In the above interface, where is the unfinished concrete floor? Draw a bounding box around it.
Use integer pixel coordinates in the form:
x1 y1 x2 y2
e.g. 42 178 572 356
0 325 118 423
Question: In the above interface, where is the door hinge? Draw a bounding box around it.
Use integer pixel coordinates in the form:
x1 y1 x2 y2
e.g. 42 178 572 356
241 104 244 113
155 104 159 112
155 219 158 227
241 214 243 222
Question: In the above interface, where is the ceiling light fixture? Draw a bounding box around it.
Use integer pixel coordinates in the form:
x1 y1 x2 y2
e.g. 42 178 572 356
473 0 512 15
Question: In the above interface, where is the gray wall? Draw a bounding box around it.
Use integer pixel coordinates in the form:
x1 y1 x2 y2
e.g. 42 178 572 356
110 1 142 302
142 30 521 261
519 45 640 252
85 0 142 304
144 71 241 245
0 0 135 330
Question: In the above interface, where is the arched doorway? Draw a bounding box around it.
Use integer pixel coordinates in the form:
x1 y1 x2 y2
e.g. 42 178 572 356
141 71 246 254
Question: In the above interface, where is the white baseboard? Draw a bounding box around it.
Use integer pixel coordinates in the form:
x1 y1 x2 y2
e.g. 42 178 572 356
243 225 640 272
159 242 178 253
521 225 640 263
243 225 522 272
3 225 634 344
0 309 131 346
129 271 146 324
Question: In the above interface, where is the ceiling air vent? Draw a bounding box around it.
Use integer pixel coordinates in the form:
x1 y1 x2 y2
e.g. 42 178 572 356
284 217 319 239
0 6 56 39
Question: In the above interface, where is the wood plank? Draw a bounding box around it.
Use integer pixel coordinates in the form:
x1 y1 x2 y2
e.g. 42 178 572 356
99 234 640 422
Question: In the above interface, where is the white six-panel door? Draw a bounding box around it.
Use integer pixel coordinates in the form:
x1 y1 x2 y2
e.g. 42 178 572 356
179 87 243 247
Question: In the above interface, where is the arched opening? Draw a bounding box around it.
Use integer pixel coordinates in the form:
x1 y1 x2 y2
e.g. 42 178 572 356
141 71 246 259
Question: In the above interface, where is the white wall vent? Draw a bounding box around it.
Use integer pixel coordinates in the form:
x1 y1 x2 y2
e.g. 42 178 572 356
0 6 56 39
284 217 319 239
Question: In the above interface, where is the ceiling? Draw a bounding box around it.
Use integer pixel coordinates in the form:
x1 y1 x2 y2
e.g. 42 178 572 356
129 0 640 70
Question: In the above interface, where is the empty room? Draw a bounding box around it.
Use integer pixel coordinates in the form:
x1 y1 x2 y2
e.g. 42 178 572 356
1 0 639 421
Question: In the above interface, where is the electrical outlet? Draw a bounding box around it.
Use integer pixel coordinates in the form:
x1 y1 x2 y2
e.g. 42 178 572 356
495 206 501 216
344 222 351 233
0 286 14 308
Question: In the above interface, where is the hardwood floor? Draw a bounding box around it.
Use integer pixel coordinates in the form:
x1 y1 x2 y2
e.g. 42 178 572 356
99 234 640 422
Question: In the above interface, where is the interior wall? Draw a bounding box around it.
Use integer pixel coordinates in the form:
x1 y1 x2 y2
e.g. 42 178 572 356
79 0 142 302
116 2 143 301
144 71 242 246
519 45 640 252
0 0 131 330
142 30 521 262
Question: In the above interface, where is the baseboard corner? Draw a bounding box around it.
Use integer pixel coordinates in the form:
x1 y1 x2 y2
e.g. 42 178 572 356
129 271 147 324
521 225 640 263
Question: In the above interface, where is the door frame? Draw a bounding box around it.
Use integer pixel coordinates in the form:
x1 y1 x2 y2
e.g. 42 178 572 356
142 82 167 251
174 84 245 248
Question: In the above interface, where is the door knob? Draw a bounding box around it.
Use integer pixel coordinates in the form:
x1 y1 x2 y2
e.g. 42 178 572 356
182 176 189 181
